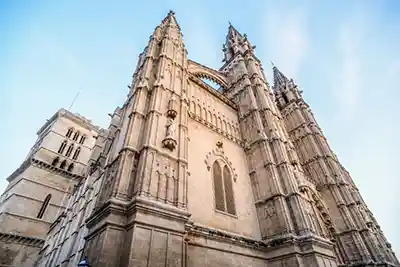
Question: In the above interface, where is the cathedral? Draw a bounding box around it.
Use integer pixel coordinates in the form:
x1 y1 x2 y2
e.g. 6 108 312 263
0 10 398 267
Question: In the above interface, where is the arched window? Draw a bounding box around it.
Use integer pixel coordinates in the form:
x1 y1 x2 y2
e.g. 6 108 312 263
65 144 74 157
212 160 236 215
79 135 86 144
73 131 80 141
37 194 52 219
72 147 81 160
66 128 74 138
67 163 74 172
51 157 60 166
58 140 67 154
60 160 67 169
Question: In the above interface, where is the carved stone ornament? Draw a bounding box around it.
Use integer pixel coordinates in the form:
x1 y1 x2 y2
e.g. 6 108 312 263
216 140 223 148
166 95 178 119
162 118 177 151
204 145 238 182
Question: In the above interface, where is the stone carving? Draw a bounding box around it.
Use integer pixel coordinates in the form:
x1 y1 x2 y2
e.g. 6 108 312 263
162 118 177 151
166 95 178 119
264 201 276 218
204 145 238 182
216 140 223 148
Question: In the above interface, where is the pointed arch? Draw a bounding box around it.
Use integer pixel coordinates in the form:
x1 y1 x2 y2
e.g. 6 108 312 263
67 163 74 172
202 107 206 120
37 194 51 219
60 160 67 169
205 146 238 183
222 120 227 133
212 114 217 127
190 100 196 114
211 159 236 215
51 157 60 166
227 122 232 135
196 103 201 117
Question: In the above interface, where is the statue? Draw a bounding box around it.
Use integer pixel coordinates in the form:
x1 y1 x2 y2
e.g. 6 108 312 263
166 118 175 138
163 118 177 151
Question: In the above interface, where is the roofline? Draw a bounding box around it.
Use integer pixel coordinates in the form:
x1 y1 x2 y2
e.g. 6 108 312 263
36 108 104 135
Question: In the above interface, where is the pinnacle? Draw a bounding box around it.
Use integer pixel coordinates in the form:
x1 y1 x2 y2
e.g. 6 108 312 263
272 64 289 90
226 22 243 40
160 9 181 31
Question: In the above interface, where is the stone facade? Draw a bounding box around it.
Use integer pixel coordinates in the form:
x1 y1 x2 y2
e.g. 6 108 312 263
0 109 101 266
1 10 399 267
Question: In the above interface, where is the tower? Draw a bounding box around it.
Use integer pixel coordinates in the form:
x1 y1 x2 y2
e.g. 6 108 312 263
30 10 398 267
0 109 101 266
273 66 399 265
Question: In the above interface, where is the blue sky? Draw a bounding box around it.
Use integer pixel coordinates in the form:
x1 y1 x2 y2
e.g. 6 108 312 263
1 0 399 255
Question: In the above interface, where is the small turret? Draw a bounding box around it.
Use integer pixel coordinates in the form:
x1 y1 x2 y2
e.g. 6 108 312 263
222 23 255 62
272 64 302 108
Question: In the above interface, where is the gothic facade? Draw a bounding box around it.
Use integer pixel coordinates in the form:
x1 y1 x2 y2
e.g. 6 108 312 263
1 10 398 267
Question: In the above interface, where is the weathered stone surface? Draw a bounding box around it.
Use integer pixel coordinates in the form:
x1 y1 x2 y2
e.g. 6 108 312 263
1 11 398 267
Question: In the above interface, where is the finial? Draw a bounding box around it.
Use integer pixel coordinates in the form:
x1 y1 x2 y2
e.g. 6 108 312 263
228 21 232 27
270 61 275 68
169 10 175 15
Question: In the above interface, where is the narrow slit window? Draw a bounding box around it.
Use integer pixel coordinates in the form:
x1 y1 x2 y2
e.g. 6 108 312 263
66 128 74 138
79 135 86 144
72 147 81 160
73 131 80 141
37 194 52 219
58 140 67 154
65 144 74 157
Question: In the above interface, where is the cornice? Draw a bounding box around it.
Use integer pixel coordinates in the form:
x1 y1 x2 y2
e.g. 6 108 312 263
37 108 103 136
31 158 85 180
0 232 45 248
5 157 31 183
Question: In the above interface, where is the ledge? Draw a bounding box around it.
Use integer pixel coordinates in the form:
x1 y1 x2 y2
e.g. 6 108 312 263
0 232 44 248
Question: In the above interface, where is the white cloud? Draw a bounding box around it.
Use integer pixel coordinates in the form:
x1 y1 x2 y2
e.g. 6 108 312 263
264 6 309 78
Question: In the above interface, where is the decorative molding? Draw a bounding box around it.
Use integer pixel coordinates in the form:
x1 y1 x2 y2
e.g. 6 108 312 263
6 157 84 183
0 232 45 248
185 222 268 249
188 75 237 110
204 144 238 182
188 111 242 147
31 158 84 180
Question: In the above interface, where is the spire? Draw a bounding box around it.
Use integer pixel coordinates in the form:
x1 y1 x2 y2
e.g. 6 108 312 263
226 22 243 41
222 23 253 62
160 10 181 31
151 10 184 47
272 64 289 91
